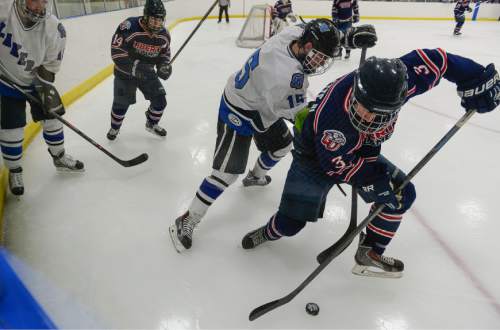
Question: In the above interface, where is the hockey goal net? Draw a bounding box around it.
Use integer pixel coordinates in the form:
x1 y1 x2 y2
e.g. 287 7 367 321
236 4 273 48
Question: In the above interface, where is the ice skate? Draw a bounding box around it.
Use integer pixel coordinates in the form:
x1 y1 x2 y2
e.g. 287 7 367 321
242 225 269 249
344 50 351 59
334 48 343 59
242 170 271 187
49 149 84 172
169 211 201 252
9 167 24 196
107 128 119 140
453 30 462 36
145 113 167 137
352 232 404 278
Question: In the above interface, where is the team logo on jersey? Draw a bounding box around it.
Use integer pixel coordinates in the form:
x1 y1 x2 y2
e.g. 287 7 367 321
120 20 131 30
290 73 304 89
321 130 346 151
228 113 242 127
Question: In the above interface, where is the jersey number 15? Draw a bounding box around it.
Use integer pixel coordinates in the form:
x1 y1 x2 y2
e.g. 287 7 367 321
235 49 261 89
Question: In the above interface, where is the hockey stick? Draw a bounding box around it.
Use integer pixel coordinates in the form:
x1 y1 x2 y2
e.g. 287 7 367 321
316 47 367 264
170 0 218 65
249 112 477 321
0 75 148 168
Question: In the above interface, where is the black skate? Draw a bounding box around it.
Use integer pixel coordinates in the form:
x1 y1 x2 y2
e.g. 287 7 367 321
145 112 167 137
242 170 271 187
334 48 343 59
107 128 119 140
169 211 201 252
242 226 269 249
344 50 351 59
49 149 85 172
453 30 462 36
352 232 404 278
9 167 24 196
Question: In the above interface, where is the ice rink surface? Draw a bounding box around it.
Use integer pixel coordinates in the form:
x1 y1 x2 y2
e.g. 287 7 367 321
3 18 500 328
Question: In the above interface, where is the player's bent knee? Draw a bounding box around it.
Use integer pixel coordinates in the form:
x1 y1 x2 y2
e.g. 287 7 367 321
211 169 239 186
151 95 167 110
42 118 63 131
398 182 416 213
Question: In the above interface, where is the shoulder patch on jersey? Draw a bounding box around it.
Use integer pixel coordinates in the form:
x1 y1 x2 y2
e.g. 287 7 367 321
290 73 304 89
57 23 66 38
321 129 346 151
120 20 132 30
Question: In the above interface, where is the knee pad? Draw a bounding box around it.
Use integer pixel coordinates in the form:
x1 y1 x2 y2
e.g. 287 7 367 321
150 95 167 110
211 169 239 186
396 182 416 214
273 211 307 237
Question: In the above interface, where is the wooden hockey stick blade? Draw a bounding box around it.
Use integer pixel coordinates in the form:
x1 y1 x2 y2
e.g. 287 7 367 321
119 153 149 167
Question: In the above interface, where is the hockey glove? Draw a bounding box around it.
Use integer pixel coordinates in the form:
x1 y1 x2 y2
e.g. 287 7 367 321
466 6 472 12
358 163 399 210
131 60 157 80
352 14 360 23
33 74 65 118
457 63 500 113
157 62 172 80
345 24 377 49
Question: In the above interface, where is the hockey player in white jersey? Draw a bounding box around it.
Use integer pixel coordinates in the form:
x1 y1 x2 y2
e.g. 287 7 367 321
169 18 377 252
0 0 84 196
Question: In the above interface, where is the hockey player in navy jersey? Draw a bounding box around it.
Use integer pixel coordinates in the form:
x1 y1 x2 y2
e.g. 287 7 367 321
0 0 84 196
331 0 359 59
242 49 500 278
169 19 378 253
107 0 172 140
454 0 473 35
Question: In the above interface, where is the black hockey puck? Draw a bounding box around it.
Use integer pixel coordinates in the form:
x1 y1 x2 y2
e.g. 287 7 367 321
305 302 319 316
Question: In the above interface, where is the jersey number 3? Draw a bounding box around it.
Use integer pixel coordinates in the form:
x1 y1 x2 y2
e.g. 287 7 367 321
235 49 261 89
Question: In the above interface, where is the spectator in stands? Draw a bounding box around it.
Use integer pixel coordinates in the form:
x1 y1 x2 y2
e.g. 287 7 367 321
218 0 230 23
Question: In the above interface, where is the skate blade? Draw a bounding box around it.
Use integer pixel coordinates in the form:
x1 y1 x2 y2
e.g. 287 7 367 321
351 264 403 279
55 167 85 173
169 225 186 253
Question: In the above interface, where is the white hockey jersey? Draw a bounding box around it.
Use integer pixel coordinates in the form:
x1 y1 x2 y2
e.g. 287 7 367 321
223 25 308 132
0 0 65 88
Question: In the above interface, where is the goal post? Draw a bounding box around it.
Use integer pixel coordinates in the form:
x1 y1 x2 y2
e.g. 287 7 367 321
236 4 273 48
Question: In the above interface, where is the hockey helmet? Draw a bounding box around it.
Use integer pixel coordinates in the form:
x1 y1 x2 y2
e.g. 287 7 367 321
349 57 408 134
297 18 340 75
15 0 50 24
143 0 166 33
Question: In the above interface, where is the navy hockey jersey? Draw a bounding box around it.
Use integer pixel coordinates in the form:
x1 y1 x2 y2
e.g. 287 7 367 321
111 17 171 78
295 48 485 185
331 0 359 22
455 0 471 16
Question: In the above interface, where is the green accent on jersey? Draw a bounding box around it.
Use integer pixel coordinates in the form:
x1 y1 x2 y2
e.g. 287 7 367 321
294 106 310 134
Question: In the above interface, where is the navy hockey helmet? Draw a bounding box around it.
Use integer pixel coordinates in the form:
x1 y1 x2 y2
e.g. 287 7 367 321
15 0 50 25
349 56 408 134
297 18 340 75
143 0 166 33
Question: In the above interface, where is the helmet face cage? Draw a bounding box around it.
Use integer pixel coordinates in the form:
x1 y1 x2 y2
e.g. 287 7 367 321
144 15 164 33
348 96 400 134
16 0 49 24
302 48 334 75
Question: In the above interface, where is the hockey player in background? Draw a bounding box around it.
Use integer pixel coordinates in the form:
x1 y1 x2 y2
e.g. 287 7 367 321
453 0 472 35
331 0 359 59
271 0 297 35
0 0 84 196
169 19 378 252
107 0 172 140
242 49 500 278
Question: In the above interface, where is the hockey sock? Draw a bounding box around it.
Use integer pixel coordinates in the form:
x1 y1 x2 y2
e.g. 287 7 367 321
189 171 238 218
111 107 128 130
364 208 403 255
264 212 306 240
43 119 64 156
252 143 291 178
146 106 164 124
0 128 24 169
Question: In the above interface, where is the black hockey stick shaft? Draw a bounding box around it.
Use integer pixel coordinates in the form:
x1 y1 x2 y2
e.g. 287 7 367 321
316 47 367 264
0 75 148 167
170 0 219 65
249 110 476 321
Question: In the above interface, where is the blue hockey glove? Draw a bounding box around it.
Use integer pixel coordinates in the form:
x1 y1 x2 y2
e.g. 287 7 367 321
359 163 398 209
457 63 500 113
131 60 157 80
157 62 172 80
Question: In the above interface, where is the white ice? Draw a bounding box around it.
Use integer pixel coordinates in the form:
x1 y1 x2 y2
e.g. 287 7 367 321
4 19 500 329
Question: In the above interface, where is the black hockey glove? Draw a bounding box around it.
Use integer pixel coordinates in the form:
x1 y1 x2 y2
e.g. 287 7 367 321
358 163 398 210
345 24 377 49
131 60 157 80
33 75 65 118
157 62 172 80
457 63 500 114
352 14 359 23
466 6 472 12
